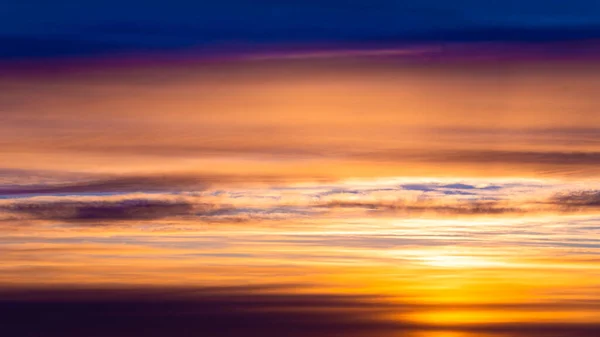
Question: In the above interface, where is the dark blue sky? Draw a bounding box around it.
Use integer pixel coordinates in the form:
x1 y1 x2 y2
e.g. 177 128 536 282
2 0 600 59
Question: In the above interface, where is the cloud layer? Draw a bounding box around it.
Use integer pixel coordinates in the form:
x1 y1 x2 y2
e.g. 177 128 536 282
2 178 600 226
2 286 600 337
3 52 600 181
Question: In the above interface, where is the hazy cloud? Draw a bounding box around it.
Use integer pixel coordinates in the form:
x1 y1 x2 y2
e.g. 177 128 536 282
2 199 197 221
550 190 600 209
1 286 599 337
3 183 600 224
0 175 211 195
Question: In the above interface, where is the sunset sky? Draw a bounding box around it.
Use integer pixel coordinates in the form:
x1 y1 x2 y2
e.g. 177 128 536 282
2 1 600 337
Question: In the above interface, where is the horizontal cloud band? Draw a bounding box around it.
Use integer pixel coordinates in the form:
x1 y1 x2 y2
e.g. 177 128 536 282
3 178 600 223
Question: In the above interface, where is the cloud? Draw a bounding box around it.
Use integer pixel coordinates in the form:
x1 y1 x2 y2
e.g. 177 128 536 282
550 190 600 209
0 174 338 197
358 149 600 166
399 182 499 192
0 175 212 195
0 286 403 337
0 195 313 224
0 194 527 223
5 54 600 181
445 150 600 166
1 286 599 337
3 179 600 225
2 199 198 221
320 200 521 216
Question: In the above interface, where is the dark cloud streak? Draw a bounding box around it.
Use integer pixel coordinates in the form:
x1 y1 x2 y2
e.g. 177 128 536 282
0 176 210 195
1 286 599 337
321 200 522 216
2 199 200 222
0 286 402 337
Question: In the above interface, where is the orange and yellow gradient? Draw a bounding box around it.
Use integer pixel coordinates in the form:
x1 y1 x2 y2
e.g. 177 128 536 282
1 47 600 336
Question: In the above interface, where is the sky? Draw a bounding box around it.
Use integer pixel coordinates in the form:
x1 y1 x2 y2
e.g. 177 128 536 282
2 1 600 337
3 0 600 59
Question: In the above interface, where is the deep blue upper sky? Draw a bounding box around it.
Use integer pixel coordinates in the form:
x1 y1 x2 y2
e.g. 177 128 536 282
2 0 600 59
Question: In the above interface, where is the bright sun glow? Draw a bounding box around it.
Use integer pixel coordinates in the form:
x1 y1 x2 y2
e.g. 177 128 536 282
417 255 508 268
